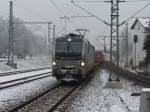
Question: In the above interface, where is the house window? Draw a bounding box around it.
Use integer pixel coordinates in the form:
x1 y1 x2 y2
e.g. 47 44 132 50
134 35 138 43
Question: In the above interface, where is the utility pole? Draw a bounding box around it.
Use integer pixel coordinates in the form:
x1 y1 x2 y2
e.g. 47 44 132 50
52 25 55 63
48 22 51 44
102 36 107 53
48 22 51 61
60 16 68 35
104 36 106 53
105 0 125 82
125 23 128 67
7 1 14 65
99 36 108 53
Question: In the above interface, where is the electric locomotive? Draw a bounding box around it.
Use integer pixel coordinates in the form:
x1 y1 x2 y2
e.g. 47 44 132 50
52 33 95 81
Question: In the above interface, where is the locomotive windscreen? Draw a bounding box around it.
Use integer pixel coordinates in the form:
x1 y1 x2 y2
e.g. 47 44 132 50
55 41 82 59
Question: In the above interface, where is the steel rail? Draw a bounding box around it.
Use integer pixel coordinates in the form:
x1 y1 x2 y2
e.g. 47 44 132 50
49 72 94 112
9 72 95 112
0 73 52 90
48 86 79 112
123 70 150 85
0 72 51 85
9 83 79 112
7 65 99 112
104 62 150 86
0 67 50 76
8 82 62 112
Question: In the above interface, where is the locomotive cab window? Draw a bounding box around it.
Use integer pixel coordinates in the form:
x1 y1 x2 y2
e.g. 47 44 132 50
55 41 82 59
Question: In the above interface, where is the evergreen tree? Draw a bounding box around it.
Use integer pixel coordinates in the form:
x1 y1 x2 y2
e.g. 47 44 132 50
143 24 150 66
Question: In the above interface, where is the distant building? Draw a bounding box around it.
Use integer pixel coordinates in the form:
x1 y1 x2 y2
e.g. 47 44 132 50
120 18 150 67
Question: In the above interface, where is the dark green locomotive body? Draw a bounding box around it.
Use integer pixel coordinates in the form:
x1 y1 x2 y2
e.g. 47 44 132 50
52 33 95 81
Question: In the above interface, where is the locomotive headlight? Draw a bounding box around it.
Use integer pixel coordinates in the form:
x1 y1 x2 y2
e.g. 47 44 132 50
52 61 56 65
81 62 85 66
68 38 72 42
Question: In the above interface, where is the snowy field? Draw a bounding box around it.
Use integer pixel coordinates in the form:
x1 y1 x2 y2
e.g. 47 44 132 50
0 56 51 72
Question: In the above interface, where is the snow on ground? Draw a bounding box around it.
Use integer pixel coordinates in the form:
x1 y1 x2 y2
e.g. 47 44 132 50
64 69 142 112
0 56 51 72
0 55 54 111
0 66 144 112
16 56 51 70
0 69 51 83
0 76 57 111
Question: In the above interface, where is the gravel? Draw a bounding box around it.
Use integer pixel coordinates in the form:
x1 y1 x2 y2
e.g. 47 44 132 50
0 67 143 112
58 69 142 112
0 77 57 111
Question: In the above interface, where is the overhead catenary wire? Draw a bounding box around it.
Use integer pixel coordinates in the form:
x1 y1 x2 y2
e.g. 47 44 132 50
126 0 150 2
131 17 150 19
71 0 150 27
71 1 110 26
48 0 81 33
13 1 48 21
48 0 66 16
66 0 87 29
72 0 150 3
120 1 150 25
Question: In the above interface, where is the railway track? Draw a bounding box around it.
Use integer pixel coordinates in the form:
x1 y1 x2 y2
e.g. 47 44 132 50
121 69 150 86
9 83 78 112
8 75 93 112
0 68 51 90
0 72 51 90
103 62 150 86
0 67 50 76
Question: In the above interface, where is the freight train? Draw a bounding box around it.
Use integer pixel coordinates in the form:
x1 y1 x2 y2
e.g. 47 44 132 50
52 33 103 81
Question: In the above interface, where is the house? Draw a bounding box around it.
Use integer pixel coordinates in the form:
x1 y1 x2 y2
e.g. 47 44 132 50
120 18 150 67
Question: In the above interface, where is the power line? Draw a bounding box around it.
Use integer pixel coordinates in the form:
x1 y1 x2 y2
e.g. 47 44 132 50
72 0 150 2
48 0 81 34
14 2 48 21
48 0 66 16
68 18 81 29
71 1 110 26
71 0 105 2
14 21 53 24
120 2 150 25
66 0 87 29
126 0 150 2
71 0 150 26
131 17 150 19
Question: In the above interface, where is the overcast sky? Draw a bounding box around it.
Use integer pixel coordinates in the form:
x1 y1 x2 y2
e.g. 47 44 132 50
0 0 150 50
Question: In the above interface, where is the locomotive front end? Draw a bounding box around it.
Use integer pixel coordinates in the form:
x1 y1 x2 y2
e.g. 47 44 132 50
52 34 85 81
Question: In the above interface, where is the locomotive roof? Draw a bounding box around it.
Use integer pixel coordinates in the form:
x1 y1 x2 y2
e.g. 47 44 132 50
56 33 84 42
